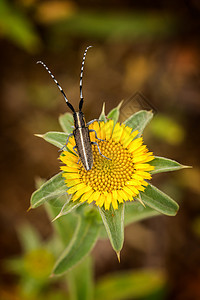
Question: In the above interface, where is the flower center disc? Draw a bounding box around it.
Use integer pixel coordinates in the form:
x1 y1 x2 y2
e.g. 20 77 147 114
79 140 134 193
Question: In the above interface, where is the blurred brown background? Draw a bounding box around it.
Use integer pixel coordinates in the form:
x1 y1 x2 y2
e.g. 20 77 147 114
0 0 200 299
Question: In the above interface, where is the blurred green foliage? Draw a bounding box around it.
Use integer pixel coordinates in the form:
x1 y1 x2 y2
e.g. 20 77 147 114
1 0 197 299
5 223 66 300
50 12 177 40
94 269 165 300
192 216 200 238
4 222 166 300
148 114 185 145
0 0 41 52
0 0 179 53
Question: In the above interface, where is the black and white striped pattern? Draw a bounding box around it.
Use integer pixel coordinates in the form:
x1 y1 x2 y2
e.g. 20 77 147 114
37 47 110 171
79 46 92 108
37 60 75 112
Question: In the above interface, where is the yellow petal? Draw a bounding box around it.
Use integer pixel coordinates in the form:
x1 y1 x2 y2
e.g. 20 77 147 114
120 126 132 142
96 194 105 207
60 166 78 173
66 143 75 153
91 123 99 142
64 173 80 180
93 121 100 135
99 122 106 140
112 122 123 142
133 145 147 155
123 186 135 197
130 130 139 139
89 130 95 141
112 190 118 200
60 152 77 163
126 185 138 195
128 137 143 153
120 126 137 147
116 190 124 203
72 193 81 201
104 120 114 140
73 184 93 199
111 192 118 210
141 181 148 186
65 160 79 168
138 185 145 192
104 193 112 210
63 178 80 187
134 163 154 171
87 191 101 203
132 153 154 164
118 190 129 201
136 170 152 179
67 182 87 194
123 135 135 148
80 189 94 202
131 174 143 181
69 136 75 146
94 194 101 205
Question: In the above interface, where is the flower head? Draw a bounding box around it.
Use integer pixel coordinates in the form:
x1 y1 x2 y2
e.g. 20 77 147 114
60 120 154 210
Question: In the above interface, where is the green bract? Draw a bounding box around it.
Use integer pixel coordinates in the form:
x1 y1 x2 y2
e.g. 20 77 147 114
31 105 187 275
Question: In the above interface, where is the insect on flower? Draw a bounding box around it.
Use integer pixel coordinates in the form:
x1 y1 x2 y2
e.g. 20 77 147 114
37 46 110 171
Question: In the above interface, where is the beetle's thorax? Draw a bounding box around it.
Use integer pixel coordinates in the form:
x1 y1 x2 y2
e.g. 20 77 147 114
73 111 86 128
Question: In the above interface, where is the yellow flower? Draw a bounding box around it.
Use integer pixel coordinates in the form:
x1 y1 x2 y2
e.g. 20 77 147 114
60 120 154 210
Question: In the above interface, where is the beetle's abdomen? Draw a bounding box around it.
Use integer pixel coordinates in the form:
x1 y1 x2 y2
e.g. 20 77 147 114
73 127 93 171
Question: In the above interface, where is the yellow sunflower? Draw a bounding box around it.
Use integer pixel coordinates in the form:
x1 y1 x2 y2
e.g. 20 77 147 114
60 120 154 210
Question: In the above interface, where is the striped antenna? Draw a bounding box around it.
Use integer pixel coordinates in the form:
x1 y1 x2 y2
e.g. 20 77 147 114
37 61 75 113
79 46 92 111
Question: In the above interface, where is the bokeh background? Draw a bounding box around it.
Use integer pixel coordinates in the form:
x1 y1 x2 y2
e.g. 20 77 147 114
1 0 200 299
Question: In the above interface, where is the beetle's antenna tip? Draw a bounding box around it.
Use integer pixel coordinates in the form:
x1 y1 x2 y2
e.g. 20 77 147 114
79 46 93 111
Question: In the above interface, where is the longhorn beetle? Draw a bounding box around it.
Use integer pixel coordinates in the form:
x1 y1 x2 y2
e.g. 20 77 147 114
37 46 110 171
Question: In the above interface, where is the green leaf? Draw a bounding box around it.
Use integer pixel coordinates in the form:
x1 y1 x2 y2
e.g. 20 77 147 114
125 110 153 135
94 269 165 300
125 201 160 225
59 113 74 133
107 101 122 125
98 204 124 255
139 183 179 216
52 199 82 221
99 202 159 240
99 103 106 122
67 257 94 300
150 156 188 174
35 131 68 148
45 203 78 246
30 172 68 209
52 214 100 275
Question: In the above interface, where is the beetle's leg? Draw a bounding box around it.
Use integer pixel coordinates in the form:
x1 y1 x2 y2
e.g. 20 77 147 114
86 119 104 126
89 129 105 141
59 133 73 152
91 142 111 160
73 145 78 155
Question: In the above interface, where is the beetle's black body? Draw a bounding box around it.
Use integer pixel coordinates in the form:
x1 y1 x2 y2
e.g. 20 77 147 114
73 112 93 170
37 46 109 171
